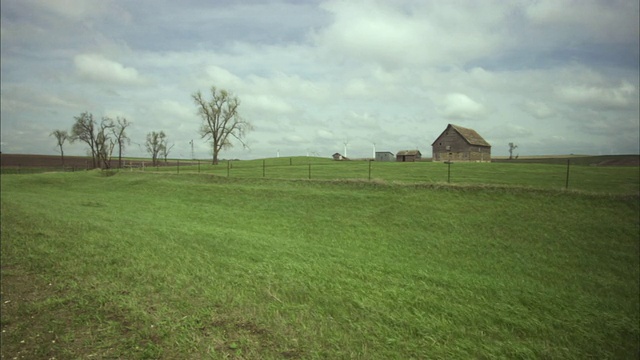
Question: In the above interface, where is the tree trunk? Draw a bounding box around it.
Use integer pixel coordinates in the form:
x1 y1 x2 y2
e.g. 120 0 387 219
212 140 219 165
118 142 122 169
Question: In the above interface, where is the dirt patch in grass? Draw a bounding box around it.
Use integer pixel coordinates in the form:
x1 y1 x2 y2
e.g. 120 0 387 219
594 156 640 167
0 266 163 359
1 266 72 360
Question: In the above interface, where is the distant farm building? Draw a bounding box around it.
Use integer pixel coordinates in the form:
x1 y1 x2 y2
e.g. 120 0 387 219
396 150 422 162
332 153 348 161
432 124 491 162
375 151 395 162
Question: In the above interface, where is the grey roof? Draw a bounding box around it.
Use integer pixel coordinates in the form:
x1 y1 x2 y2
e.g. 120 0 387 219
396 150 421 156
432 124 491 147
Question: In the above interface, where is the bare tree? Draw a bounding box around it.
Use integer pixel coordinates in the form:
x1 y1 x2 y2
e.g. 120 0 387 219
192 86 253 165
70 112 98 168
508 142 518 160
50 130 69 166
161 142 174 164
95 117 116 169
146 131 166 166
112 117 131 168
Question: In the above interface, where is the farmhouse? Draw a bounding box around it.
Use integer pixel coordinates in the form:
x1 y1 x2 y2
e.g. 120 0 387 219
396 150 422 162
375 151 395 162
432 124 491 162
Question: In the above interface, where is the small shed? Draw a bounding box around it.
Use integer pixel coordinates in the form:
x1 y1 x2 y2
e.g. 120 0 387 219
432 124 491 162
332 153 347 161
396 150 422 162
375 151 395 162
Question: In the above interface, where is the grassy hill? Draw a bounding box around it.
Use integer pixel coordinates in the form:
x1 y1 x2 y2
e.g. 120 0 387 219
1 171 638 359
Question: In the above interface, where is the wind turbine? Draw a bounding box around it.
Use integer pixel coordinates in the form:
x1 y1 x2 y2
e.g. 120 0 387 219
343 138 349 158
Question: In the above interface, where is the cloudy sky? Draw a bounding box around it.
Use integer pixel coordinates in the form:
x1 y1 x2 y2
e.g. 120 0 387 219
1 0 638 160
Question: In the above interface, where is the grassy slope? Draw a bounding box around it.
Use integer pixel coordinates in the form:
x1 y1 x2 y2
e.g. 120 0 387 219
1 171 639 359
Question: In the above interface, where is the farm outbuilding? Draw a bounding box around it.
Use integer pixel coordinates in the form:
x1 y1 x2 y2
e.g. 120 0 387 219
432 124 491 162
396 150 422 162
375 151 395 162
332 153 348 161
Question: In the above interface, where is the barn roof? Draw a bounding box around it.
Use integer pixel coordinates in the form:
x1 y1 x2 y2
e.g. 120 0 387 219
396 150 421 156
432 124 491 147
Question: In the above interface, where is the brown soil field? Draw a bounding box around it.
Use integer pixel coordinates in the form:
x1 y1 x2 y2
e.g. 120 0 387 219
0 154 183 169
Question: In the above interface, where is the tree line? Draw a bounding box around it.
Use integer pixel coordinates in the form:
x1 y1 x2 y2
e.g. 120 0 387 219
51 85 252 168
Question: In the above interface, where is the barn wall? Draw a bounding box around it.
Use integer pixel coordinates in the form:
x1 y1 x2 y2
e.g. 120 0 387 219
432 130 491 162
375 152 395 162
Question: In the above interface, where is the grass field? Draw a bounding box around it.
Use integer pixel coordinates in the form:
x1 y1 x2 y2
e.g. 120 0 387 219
141 156 640 195
1 170 639 359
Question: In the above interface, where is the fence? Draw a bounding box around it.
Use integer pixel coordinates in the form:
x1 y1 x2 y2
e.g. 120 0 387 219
2 157 637 194
125 158 637 194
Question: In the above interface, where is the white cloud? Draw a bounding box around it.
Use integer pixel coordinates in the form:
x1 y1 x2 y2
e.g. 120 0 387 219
439 93 488 120
244 94 295 115
520 100 556 119
315 1 511 69
203 65 243 90
74 53 146 85
1 1 638 158
284 134 305 144
555 81 637 108
316 129 334 140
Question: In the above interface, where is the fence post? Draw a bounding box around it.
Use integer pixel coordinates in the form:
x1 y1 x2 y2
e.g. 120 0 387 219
368 160 372 181
447 161 451 183
308 163 311 179
565 159 570 190
198 160 200 173
263 159 266 178
227 160 230 177
177 159 180 174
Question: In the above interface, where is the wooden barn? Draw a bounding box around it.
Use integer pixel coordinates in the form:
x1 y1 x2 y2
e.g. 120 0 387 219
431 124 491 162
396 150 422 162
375 151 395 162
332 153 347 161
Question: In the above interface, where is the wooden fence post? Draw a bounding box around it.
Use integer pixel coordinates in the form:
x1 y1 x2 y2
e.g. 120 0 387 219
565 159 570 189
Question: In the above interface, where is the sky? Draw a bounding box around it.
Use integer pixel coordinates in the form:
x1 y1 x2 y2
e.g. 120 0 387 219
1 0 639 160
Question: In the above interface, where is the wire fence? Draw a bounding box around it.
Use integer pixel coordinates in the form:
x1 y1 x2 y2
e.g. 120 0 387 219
2 157 638 194
125 158 638 194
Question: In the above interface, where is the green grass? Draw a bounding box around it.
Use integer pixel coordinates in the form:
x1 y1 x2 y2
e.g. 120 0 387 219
1 171 639 359
146 156 639 195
